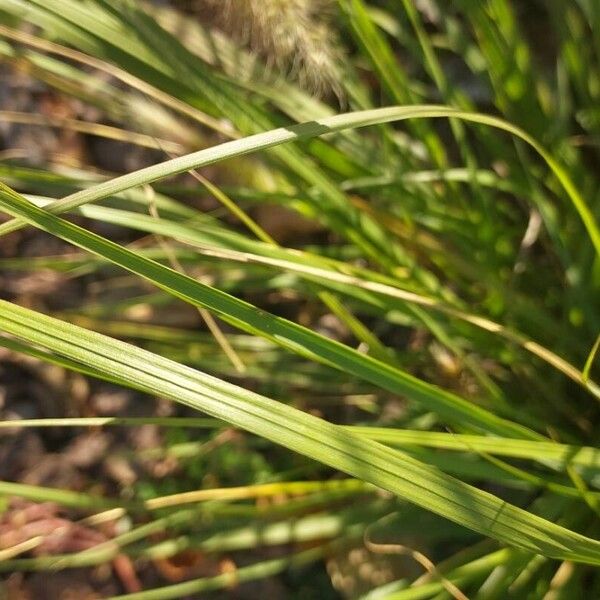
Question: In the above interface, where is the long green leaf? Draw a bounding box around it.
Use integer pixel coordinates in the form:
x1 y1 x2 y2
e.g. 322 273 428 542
0 106 597 256
0 181 535 438
1 300 600 564
1 414 595 475
349 428 600 473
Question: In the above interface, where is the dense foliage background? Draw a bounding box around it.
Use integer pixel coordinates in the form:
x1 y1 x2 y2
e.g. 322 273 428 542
0 1 599 598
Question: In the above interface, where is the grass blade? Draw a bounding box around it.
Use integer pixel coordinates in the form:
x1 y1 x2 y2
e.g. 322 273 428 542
0 181 536 438
0 106 596 257
1 299 600 563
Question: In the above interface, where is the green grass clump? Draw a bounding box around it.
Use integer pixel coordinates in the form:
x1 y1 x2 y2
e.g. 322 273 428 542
0 0 599 598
